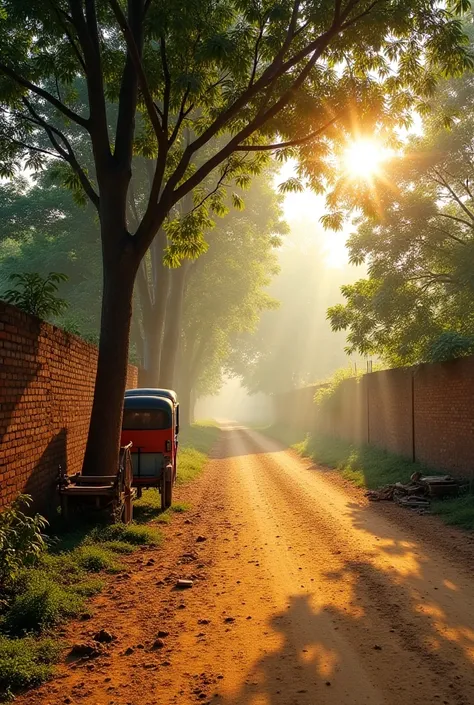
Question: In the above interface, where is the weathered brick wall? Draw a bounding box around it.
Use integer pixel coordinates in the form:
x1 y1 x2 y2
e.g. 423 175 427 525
0 301 137 510
414 357 474 476
273 355 474 478
368 368 413 458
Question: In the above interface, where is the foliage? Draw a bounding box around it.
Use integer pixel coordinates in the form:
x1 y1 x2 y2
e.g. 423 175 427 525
426 332 474 363
314 366 362 409
0 495 47 590
1 0 471 474
0 636 61 695
2 272 68 320
327 66 474 366
0 176 102 339
178 173 284 400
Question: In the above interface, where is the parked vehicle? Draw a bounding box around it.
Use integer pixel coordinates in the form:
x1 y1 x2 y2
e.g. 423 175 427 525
121 390 179 509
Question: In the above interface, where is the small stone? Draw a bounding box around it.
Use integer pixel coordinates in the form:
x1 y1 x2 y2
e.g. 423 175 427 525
196 536 207 543
153 639 165 649
224 617 235 624
326 681 331 686
124 647 135 656
157 630 169 638
198 619 210 625
64 699 72 704
184 519 192 524
94 629 114 644
373 644 382 651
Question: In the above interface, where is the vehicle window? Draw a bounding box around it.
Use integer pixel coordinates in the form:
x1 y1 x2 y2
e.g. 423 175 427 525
122 409 171 430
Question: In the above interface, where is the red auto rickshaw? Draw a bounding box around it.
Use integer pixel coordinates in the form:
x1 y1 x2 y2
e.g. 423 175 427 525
121 389 179 509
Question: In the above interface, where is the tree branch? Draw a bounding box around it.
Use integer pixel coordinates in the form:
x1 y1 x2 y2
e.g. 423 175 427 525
0 135 64 161
160 35 171 136
109 0 165 158
22 98 100 208
234 114 340 151
433 169 474 224
47 0 87 72
0 61 89 129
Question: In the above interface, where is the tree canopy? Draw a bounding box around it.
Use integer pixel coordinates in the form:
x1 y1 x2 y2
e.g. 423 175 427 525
328 68 474 365
1 0 472 473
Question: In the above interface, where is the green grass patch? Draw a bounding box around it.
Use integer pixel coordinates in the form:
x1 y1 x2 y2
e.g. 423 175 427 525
0 636 61 696
264 425 474 531
87 522 162 546
2 571 85 636
431 494 474 531
72 545 123 573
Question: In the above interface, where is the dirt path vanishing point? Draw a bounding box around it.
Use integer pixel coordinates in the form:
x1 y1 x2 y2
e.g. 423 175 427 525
20 425 474 705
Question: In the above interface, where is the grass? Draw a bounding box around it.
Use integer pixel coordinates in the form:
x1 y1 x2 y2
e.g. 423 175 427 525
264 424 474 531
0 636 61 697
0 421 219 700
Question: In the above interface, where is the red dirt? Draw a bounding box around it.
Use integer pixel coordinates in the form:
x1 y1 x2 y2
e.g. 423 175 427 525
17 425 474 705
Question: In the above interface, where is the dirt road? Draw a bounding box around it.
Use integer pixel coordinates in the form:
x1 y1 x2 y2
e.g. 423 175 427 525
22 426 474 705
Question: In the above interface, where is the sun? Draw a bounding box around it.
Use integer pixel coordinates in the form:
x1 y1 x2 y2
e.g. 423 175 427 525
342 138 391 180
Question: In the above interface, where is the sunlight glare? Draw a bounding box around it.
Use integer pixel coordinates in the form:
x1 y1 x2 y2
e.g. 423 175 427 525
343 138 391 180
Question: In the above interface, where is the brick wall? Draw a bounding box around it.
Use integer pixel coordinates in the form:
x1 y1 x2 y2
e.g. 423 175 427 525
0 301 137 510
414 357 474 475
273 355 474 478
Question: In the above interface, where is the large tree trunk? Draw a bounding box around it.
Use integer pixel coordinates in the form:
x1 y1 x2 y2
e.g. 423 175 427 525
83 246 138 476
159 260 191 388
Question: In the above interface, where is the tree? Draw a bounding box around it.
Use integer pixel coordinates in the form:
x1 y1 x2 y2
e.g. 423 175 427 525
175 173 284 422
0 174 103 340
0 0 470 474
327 69 474 365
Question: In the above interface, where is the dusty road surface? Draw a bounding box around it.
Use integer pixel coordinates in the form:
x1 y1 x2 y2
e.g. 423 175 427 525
21 425 474 705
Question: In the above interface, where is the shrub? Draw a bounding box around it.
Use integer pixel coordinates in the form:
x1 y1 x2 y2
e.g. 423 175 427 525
0 495 48 590
2 272 68 318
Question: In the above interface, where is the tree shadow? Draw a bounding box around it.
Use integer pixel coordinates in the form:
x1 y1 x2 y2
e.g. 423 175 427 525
215 499 474 704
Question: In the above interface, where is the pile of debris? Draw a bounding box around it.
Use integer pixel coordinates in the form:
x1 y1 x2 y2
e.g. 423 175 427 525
366 472 462 510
